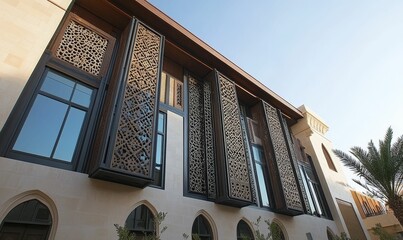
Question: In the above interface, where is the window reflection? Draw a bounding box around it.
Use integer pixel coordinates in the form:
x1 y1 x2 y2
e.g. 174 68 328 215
153 112 166 187
192 215 213 240
53 108 86 161
12 69 93 163
298 155 329 218
13 95 68 157
252 145 270 207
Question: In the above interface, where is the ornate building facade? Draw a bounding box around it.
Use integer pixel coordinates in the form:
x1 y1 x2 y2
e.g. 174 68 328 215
0 0 369 239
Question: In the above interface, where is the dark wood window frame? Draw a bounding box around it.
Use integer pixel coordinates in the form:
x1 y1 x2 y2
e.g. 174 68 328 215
298 155 332 219
125 205 155 237
150 111 167 189
0 199 52 240
239 103 274 210
236 220 254 240
251 144 272 208
192 215 213 240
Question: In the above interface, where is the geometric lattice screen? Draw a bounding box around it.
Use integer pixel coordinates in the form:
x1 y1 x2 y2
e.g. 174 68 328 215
262 101 304 214
89 19 164 188
281 115 312 214
206 70 253 207
111 22 162 179
187 76 216 198
56 19 109 76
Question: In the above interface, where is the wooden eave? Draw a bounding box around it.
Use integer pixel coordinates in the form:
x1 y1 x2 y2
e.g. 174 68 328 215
78 0 303 120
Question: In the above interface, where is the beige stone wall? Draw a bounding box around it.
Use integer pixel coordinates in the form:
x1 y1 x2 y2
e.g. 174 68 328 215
0 111 340 240
0 0 70 130
292 105 371 239
0 4 342 237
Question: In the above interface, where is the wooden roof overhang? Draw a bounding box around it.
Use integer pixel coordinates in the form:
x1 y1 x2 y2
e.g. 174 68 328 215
75 0 303 121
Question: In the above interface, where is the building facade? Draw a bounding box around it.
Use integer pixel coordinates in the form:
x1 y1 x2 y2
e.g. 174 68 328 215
0 0 370 239
351 190 403 239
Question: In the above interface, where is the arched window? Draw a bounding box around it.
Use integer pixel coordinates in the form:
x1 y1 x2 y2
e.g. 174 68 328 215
271 222 285 240
322 144 337 172
125 204 155 238
192 215 213 240
237 220 254 240
326 228 336 240
0 199 52 240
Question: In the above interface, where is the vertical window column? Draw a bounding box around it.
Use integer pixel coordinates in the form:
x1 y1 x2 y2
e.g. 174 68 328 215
153 112 166 188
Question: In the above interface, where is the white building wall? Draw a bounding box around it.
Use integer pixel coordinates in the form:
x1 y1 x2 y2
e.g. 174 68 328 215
292 105 371 239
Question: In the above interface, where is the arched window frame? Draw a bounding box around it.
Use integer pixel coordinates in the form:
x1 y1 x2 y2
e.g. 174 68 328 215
125 204 157 237
0 190 58 240
237 219 255 240
191 211 216 240
270 219 287 240
326 227 336 240
322 144 337 172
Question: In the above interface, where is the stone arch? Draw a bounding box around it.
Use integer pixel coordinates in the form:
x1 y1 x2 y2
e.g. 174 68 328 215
271 218 288 240
0 190 58 239
237 217 255 240
127 199 158 219
124 200 160 236
326 227 336 240
193 209 218 240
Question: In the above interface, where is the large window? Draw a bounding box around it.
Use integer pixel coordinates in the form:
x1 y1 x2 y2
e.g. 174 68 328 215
252 145 270 207
0 13 115 171
239 104 271 208
0 199 52 240
299 155 330 218
10 70 93 166
192 215 213 240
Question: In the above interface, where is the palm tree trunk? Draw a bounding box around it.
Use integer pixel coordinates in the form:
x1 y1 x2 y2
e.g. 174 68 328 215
388 196 403 227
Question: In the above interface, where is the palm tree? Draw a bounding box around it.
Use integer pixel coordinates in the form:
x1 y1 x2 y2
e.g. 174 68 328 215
333 127 403 226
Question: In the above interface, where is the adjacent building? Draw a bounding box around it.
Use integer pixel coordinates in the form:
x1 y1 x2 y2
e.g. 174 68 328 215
0 0 370 239
351 190 403 239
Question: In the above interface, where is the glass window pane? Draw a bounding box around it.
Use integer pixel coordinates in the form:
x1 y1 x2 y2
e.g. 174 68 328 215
237 220 254 240
13 95 68 157
155 134 163 165
40 71 75 100
252 145 264 163
71 83 93 108
312 183 324 215
256 164 270 207
299 166 316 213
158 112 165 133
53 107 86 162
154 134 164 186
199 217 209 235
160 72 166 103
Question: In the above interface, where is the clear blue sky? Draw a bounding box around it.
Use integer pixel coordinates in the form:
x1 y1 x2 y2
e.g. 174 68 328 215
148 0 403 187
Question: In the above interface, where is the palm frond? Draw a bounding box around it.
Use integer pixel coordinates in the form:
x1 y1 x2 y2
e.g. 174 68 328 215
333 127 403 201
